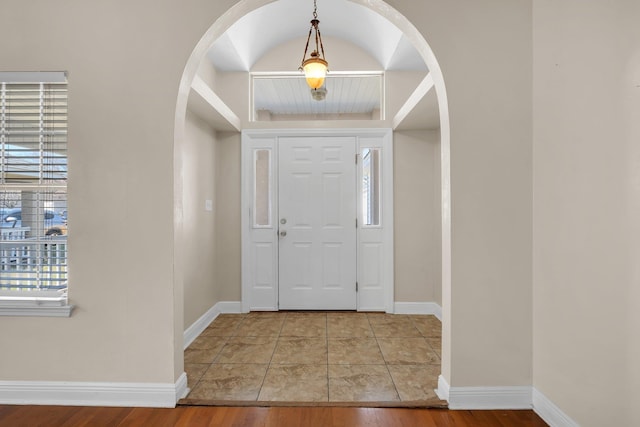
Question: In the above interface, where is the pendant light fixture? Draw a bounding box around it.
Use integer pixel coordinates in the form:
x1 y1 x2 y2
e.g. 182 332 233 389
299 0 328 90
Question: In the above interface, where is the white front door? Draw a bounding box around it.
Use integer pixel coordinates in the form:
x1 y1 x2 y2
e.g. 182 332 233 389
277 136 357 310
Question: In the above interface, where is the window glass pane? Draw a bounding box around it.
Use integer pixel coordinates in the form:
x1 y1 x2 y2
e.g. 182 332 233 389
361 148 381 226
0 79 68 298
254 149 271 227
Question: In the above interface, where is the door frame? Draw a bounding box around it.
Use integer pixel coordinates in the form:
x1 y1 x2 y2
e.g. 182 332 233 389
241 128 394 312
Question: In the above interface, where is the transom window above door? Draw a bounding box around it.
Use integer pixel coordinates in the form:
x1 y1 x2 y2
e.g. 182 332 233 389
251 72 384 122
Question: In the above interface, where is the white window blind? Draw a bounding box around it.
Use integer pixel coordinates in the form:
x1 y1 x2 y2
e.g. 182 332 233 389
0 73 68 308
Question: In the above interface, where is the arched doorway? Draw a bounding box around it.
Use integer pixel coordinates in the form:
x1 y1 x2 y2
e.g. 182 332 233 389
174 0 452 400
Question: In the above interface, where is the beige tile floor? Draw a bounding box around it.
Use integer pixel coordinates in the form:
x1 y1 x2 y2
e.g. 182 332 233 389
184 312 442 403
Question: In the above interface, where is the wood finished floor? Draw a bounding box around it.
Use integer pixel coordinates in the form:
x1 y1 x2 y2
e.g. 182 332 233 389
183 311 442 404
0 405 549 427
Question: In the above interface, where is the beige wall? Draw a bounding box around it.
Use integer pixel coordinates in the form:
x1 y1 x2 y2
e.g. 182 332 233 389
386 71 429 121
215 72 250 125
394 130 441 304
182 121 241 328
390 0 534 387
182 111 218 328
213 132 242 302
533 1 640 426
0 0 236 383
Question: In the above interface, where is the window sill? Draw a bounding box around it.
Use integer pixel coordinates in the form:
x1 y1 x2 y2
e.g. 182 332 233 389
0 303 74 317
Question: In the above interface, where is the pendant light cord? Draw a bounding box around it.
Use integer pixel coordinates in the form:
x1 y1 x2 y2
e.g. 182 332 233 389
299 0 327 69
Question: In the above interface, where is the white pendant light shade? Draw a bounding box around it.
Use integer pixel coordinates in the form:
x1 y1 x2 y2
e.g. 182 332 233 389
303 57 328 89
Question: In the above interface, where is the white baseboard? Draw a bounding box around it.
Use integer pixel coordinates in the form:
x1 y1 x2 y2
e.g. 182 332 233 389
394 302 442 320
533 388 580 427
435 375 532 409
183 301 242 349
215 301 242 313
0 372 188 408
449 385 532 409
175 372 189 401
435 374 450 400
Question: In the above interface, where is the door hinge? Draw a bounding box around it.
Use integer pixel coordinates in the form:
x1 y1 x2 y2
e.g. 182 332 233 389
356 217 358 228
355 153 358 164
356 282 359 292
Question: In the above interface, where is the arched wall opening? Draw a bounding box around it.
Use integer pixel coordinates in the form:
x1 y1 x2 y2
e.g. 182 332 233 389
173 0 452 388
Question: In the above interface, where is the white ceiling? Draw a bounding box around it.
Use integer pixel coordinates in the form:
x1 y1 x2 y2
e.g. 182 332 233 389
206 0 428 72
253 73 382 118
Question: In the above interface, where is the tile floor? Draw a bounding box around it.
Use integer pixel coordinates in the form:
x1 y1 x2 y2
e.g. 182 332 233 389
184 311 442 403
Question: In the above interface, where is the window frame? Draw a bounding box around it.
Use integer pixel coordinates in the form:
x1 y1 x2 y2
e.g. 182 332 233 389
0 71 73 317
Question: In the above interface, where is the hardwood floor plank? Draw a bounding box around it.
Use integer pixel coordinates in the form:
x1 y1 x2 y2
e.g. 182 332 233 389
192 406 250 427
0 405 549 427
173 406 224 427
0 407 18 424
0 405 81 427
225 406 270 427
422 408 457 426
58 406 132 427
118 407 184 427
273 406 336 427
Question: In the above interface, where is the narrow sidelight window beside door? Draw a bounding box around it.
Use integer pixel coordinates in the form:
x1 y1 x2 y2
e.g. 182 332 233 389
361 148 381 226
253 149 272 227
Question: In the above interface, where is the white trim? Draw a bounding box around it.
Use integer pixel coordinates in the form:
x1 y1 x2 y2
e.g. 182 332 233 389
183 305 218 349
356 129 395 313
0 304 74 317
0 71 67 83
175 372 189 401
215 301 242 313
435 374 450 401
436 376 532 410
190 75 241 131
0 373 188 408
183 301 242 349
449 386 532 410
382 130 395 313
533 388 580 427
241 133 279 312
393 302 442 320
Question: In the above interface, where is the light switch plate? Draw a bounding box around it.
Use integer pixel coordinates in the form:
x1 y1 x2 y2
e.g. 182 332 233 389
205 199 213 211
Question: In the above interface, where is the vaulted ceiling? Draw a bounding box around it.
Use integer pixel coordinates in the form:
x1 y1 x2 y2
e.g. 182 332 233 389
195 0 439 130
206 0 428 72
